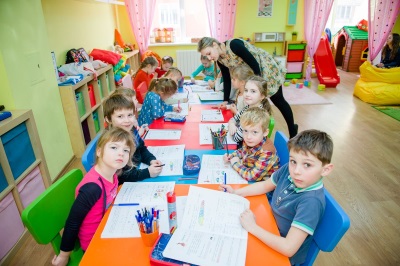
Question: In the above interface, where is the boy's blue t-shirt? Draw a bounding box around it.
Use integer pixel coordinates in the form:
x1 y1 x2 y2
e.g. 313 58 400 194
270 163 326 265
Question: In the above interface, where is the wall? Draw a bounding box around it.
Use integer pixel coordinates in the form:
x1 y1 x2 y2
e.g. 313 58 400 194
0 52 15 109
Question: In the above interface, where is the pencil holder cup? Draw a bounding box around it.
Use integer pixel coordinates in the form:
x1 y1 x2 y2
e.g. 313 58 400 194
211 134 226 150
140 227 159 247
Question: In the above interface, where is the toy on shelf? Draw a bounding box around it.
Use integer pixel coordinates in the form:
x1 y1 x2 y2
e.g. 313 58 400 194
291 79 298 84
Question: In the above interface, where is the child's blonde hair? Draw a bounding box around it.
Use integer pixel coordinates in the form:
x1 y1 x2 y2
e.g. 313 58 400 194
164 67 182 78
148 78 178 96
134 56 158 78
288 129 334 165
112 87 136 99
240 107 270 133
103 94 134 123
245 76 272 115
95 127 136 168
231 65 254 81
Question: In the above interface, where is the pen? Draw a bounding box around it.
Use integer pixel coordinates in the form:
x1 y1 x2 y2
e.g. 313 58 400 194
113 203 140 206
155 164 165 167
178 177 199 181
224 172 227 192
178 100 180 109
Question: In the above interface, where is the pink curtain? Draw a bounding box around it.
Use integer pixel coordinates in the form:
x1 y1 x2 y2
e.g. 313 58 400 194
304 0 334 81
368 0 400 61
124 0 156 55
205 0 237 42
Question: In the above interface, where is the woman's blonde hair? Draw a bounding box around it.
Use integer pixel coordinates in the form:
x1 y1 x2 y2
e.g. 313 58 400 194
198 37 221 79
245 76 272 115
148 77 178 96
95 127 136 170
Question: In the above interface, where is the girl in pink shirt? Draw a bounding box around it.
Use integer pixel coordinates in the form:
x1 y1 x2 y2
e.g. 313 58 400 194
52 128 135 266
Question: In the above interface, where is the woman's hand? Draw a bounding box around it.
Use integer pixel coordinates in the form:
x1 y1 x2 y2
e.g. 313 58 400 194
376 63 384 68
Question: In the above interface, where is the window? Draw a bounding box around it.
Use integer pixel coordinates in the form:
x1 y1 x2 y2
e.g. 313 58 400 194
151 0 210 43
336 5 352 20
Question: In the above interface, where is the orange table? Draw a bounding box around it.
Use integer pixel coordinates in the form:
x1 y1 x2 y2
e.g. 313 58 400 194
145 105 237 150
80 184 290 266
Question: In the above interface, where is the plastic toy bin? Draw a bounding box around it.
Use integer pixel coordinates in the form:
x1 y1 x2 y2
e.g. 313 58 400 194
0 192 25 260
1 123 36 179
93 112 100 133
17 166 45 208
0 165 8 193
75 92 86 117
287 62 304 73
287 50 305 62
88 84 96 107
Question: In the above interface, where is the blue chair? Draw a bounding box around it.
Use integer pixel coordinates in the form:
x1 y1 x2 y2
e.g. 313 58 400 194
81 133 101 172
274 131 289 165
299 188 351 266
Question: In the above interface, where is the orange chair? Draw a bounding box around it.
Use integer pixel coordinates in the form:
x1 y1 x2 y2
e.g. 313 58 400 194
135 81 148 104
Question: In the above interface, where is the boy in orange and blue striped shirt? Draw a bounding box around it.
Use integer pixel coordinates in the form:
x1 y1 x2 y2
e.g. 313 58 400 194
223 107 279 181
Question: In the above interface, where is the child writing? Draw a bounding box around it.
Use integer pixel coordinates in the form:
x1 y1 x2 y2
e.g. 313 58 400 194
133 56 158 104
190 55 215 86
228 75 272 146
226 65 254 115
138 78 181 126
223 107 279 181
164 67 189 104
155 55 174 77
221 129 334 265
52 127 135 266
104 94 163 182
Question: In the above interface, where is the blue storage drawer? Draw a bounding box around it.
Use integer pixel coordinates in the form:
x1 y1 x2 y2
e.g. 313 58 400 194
0 165 8 193
1 123 36 179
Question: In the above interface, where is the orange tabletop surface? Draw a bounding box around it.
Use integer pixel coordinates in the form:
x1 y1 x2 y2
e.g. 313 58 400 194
145 105 237 150
80 184 290 266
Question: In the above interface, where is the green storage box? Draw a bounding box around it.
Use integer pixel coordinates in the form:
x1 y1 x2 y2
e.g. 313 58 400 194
75 92 86 117
288 43 306 50
93 112 100 133
98 79 103 98
106 74 111 92
285 73 303 79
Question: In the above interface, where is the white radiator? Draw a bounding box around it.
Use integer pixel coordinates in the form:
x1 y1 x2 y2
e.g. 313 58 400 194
176 50 201 77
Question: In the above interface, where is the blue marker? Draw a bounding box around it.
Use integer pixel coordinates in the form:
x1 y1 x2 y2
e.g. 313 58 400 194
224 172 227 192
113 203 140 206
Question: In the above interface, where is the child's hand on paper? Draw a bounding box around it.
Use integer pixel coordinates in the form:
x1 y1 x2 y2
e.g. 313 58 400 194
138 124 148 137
229 104 238 115
228 120 237 135
223 153 232 163
182 98 189 103
173 106 182 113
220 184 235 194
240 209 257 233
219 101 228 109
208 80 215 88
148 163 163 177
230 156 239 165
191 78 195 83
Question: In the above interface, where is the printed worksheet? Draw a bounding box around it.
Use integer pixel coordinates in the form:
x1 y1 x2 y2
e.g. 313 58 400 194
139 145 185 176
199 123 236 145
163 186 249 266
164 102 189 116
144 129 182 140
201 109 224 122
198 155 248 184
164 92 190 105
189 84 211 92
197 91 224 101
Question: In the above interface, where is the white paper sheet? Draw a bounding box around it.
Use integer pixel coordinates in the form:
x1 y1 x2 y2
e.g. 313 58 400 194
199 123 236 145
198 155 248 184
197 91 224 101
164 102 189 116
201 109 224 122
144 129 182 140
163 186 249 266
189 84 212 92
139 145 185 176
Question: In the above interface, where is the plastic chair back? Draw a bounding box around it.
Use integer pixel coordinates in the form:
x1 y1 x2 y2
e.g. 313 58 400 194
135 81 148 104
81 133 101 172
21 169 84 266
274 131 289 165
268 116 275 138
299 189 350 266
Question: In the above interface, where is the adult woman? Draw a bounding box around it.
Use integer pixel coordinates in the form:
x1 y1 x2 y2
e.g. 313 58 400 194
198 37 298 138
376 33 400 69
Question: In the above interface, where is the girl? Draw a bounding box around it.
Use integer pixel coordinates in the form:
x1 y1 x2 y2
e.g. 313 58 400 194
133 56 158 104
198 37 298 138
138 78 181 126
155 55 174 77
52 128 135 266
164 67 183 85
103 94 163 182
376 33 400 68
190 55 215 84
226 65 254 115
228 76 272 146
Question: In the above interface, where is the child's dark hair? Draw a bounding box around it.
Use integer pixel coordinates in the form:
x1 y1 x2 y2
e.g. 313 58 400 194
245 76 272 115
148 78 178 96
103 93 134 122
133 56 158 78
382 33 399 60
231 65 254 81
240 107 270 133
288 129 334 165
162 56 174 64
95 127 136 169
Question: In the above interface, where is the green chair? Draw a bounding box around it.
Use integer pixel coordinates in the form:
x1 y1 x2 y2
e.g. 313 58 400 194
21 169 84 266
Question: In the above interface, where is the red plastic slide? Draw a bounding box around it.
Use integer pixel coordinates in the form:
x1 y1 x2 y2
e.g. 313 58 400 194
313 35 340 87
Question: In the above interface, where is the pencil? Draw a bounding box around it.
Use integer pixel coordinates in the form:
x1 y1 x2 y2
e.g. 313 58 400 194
113 203 140 206
225 132 229 155
178 177 199 181
155 164 165 167
224 173 227 192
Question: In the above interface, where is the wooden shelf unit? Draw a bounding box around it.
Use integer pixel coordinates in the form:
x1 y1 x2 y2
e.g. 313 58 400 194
284 41 308 79
124 50 140 76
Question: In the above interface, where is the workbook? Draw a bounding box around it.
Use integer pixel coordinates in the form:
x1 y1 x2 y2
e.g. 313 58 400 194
201 109 224 122
164 102 189 116
163 186 249 266
139 145 185 176
144 129 182 140
198 155 248 184
197 91 224 101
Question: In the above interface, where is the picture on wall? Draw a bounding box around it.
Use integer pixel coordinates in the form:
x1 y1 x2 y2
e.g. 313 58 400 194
258 0 273 17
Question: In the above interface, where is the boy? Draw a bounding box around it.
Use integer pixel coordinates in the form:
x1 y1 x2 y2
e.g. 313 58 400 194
221 129 334 265
223 107 279 181
103 94 163 184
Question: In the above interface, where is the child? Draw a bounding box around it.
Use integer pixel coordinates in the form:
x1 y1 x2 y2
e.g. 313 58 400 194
155 56 174 77
103 94 163 182
227 65 254 115
133 56 158 104
221 129 334 265
164 67 188 105
112 87 141 118
52 128 135 266
190 55 215 84
228 75 272 146
138 78 181 126
223 107 279 181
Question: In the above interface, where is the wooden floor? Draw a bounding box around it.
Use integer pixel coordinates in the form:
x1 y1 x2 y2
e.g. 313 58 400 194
5 69 400 265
